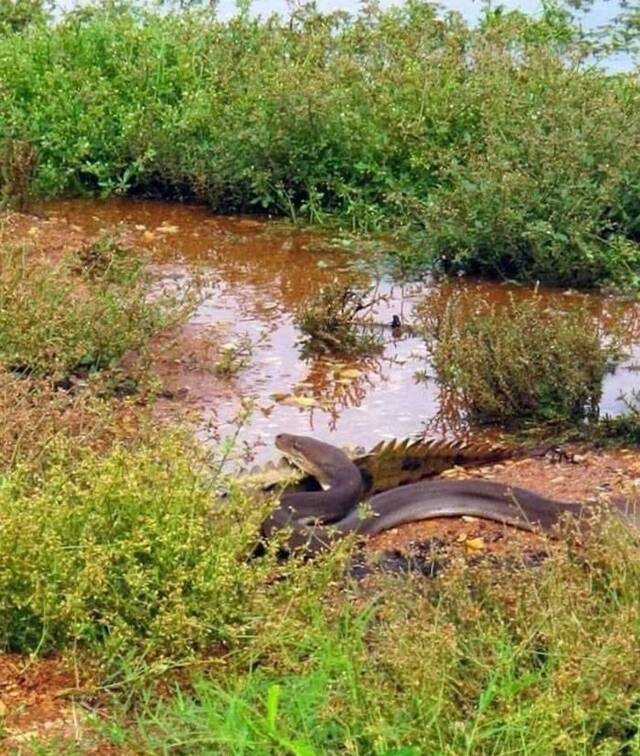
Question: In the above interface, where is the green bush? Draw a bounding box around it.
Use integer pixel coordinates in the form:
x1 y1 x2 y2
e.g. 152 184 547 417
0 241 193 379
1 2 639 286
421 293 618 424
0 434 277 660
0 0 48 33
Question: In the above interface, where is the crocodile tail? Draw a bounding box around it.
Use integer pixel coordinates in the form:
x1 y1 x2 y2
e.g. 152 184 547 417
353 436 513 495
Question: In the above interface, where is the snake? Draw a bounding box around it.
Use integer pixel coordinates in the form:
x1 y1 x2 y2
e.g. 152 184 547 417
261 433 638 554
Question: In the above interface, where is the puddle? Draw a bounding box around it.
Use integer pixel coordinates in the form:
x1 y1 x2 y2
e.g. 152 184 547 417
41 199 640 465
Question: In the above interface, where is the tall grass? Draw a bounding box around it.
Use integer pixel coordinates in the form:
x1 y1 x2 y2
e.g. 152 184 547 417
102 517 640 754
0 239 194 379
1 1 640 286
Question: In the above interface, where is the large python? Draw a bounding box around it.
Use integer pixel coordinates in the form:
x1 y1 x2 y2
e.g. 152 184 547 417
261 434 638 554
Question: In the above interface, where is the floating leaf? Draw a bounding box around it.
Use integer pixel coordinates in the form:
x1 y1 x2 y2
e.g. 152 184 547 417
284 395 317 407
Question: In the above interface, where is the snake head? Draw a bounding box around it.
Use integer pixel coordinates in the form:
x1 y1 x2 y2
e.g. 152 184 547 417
275 433 311 471
275 433 354 489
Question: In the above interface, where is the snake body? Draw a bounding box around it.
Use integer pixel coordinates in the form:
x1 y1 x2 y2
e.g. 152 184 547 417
262 434 636 554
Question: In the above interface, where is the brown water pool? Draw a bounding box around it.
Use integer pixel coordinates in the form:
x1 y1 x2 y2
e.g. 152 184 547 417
40 199 640 465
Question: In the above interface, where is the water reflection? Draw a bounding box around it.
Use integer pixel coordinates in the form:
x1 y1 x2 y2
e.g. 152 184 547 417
42 198 640 463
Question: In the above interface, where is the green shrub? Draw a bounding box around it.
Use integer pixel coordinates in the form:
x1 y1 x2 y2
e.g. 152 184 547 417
0 434 278 661
0 241 193 379
295 282 382 357
1 2 639 286
421 293 618 424
0 0 48 33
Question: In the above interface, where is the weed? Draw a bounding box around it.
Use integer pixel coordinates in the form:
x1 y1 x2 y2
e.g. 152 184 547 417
295 281 383 357
0 138 38 212
0 0 48 32
72 233 144 284
0 434 262 660
0 242 195 380
420 293 619 425
213 334 254 378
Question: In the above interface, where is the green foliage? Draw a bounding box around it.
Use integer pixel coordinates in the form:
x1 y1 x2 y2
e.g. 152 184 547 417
421 293 617 424
1 1 639 286
0 0 48 33
295 282 382 357
0 434 273 660
108 521 640 753
0 241 193 379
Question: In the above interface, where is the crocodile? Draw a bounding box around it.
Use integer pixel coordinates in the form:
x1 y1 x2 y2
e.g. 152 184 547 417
262 434 637 555
240 434 552 498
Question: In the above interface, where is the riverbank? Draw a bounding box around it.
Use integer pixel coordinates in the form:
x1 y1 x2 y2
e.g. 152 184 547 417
0 203 639 751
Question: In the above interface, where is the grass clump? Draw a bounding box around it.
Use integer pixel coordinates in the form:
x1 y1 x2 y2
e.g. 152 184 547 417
104 519 640 754
0 240 193 380
213 334 254 378
421 293 617 425
0 433 282 663
295 281 382 357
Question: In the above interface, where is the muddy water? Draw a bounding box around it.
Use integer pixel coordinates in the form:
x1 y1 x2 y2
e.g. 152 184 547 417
44 199 640 464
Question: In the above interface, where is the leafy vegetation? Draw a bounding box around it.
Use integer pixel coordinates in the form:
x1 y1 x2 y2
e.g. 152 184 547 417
0 239 193 380
420 293 619 425
214 334 255 378
1 1 640 286
295 281 383 357
0 433 280 662
0 0 48 33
